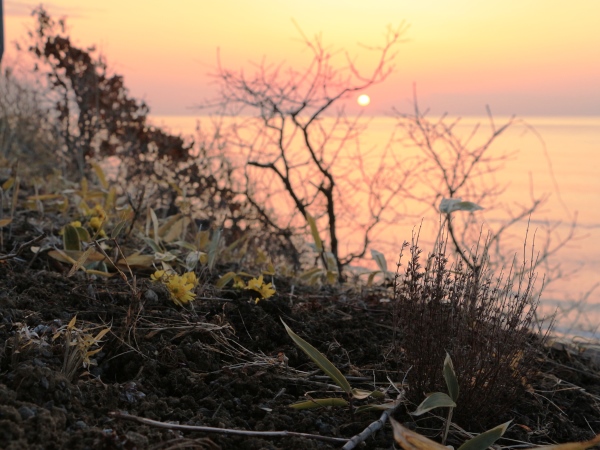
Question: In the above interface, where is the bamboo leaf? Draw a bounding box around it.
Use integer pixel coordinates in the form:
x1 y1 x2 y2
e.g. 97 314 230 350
306 212 323 253
161 216 190 243
351 388 384 400
27 194 63 201
67 246 95 277
439 198 483 214
216 271 237 289
371 249 388 275
2 176 15 191
91 162 108 189
532 434 600 450
111 219 129 239
93 327 111 342
443 353 459 402
84 269 115 277
366 271 379 287
148 208 160 245
10 176 19 217
185 250 201 271
299 267 323 280
324 252 337 273
391 418 451 450
67 315 78 330
457 421 511 450
207 228 222 272
116 253 154 268
281 319 352 394
355 400 401 413
289 398 348 409
63 225 81 251
411 392 456 416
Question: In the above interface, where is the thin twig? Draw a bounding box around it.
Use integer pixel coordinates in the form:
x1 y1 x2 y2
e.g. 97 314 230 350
0 234 45 261
109 411 350 444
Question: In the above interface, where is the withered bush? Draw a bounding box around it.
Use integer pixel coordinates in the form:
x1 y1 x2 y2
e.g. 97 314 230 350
394 234 550 428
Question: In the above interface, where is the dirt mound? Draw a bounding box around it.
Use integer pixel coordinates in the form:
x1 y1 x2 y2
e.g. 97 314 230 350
1 265 599 449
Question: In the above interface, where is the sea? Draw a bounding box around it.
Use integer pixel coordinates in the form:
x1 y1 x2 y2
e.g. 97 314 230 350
149 114 600 339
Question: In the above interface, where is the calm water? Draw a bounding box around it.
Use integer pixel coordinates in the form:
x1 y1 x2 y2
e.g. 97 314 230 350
150 115 600 337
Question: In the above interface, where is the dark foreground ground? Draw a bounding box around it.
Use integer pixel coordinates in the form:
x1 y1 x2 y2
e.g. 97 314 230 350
1 262 600 450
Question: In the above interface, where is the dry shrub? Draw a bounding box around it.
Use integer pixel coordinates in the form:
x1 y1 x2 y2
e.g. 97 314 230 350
0 69 62 177
394 233 550 428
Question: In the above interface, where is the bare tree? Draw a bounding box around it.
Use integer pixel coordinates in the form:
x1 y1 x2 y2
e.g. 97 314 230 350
393 89 577 293
209 26 415 279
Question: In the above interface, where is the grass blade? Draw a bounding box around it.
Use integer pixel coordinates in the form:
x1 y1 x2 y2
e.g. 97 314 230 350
411 392 456 416
281 319 351 394
457 421 511 450
289 398 348 409
443 352 459 402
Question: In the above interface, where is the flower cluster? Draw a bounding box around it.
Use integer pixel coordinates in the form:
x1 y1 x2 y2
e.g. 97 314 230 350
151 270 198 306
245 275 276 304
88 205 107 237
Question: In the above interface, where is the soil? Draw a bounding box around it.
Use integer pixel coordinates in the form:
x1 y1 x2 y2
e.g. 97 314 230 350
1 244 600 449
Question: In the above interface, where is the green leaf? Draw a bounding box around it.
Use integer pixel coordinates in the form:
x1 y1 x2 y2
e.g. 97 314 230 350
63 225 81 251
324 252 337 272
289 398 348 409
91 162 108 190
216 271 237 289
207 227 222 272
439 198 484 213
533 434 600 450
111 219 129 239
143 237 162 254
306 212 323 253
391 419 450 450
148 208 160 245
281 319 352 394
366 270 380 287
443 353 459 402
457 421 511 450
67 246 95 277
2 176 15 191
411 392 456 416
299 267 323 280
370 249 388 275
161 216 190 243
75 226 91 243
185 250 201 271
116 253 154 269
351 388 384 400
355 400 401 413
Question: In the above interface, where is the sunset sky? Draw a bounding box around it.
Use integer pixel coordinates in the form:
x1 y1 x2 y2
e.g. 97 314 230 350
3 1 600 116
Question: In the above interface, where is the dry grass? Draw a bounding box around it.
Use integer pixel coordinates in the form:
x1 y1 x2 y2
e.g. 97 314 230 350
393 233 551 428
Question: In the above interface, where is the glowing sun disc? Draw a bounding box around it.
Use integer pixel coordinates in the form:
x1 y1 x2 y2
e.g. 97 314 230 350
357 94 371 106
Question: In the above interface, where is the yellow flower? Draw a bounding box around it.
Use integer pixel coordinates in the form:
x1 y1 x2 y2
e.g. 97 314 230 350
89 216 106 237
92 205 107 220
151 270 197 306
151 270 167 282
258 282 276 299
89 216 103 230
181 271 198 287
233 277 246 289
245 275 276 303
246 275 265 292
166 274 196 306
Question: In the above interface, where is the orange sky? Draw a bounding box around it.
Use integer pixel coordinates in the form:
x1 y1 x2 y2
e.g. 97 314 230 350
3 1 600 116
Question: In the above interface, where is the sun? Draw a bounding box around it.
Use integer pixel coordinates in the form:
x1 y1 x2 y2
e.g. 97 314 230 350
357 94 371 107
